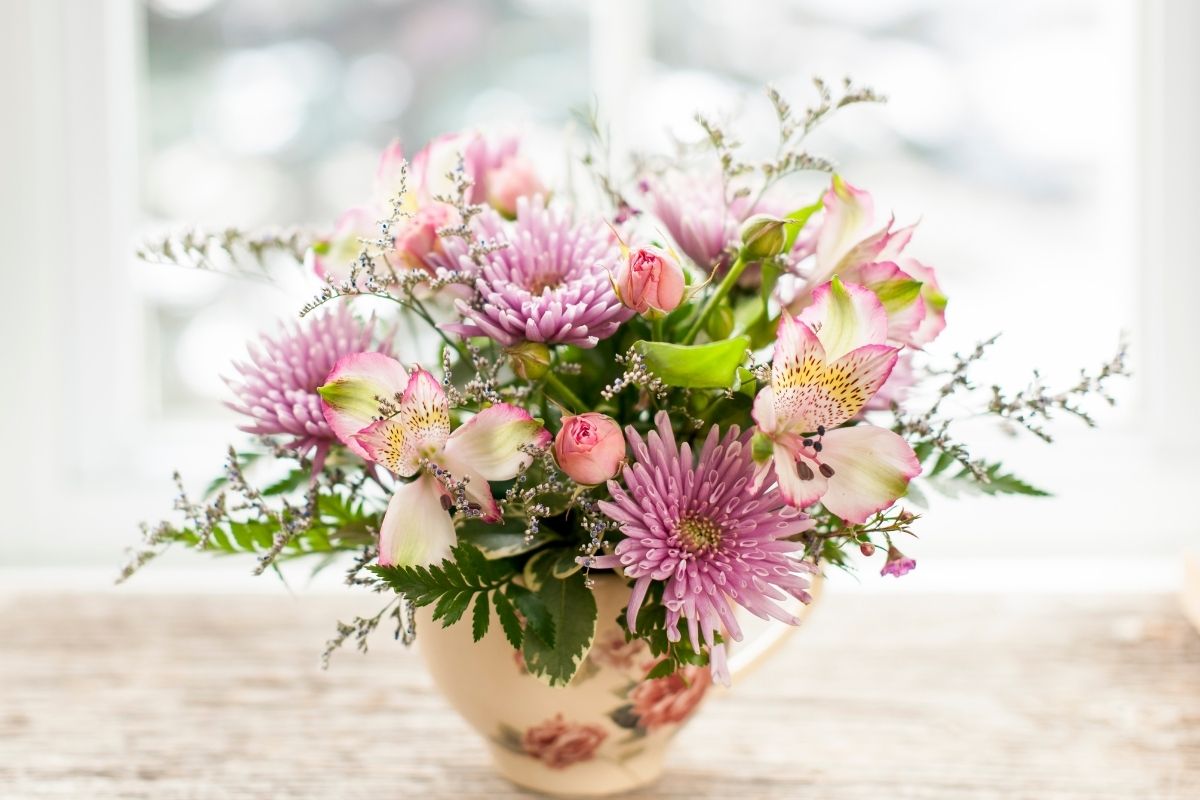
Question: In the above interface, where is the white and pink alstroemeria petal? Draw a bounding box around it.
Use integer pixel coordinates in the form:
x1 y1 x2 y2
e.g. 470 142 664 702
378 473 457 567
434 453 503 522
815 175 875 281
372 138 417 212
901 258 948 346
751 384 780 435
353 418 421 477
312 206 377 284
318 352 410 459
855 261 927 345
798 277 889 360
395 367 451 455
441 403 550 482
772 442 827 511
816 425 921 524
821 344 901 421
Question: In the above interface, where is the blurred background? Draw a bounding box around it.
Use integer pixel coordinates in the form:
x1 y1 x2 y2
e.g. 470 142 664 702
1 0 1196 590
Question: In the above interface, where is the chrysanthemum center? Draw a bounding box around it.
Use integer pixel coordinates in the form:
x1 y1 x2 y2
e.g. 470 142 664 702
527 271 565 294
676 515 724 553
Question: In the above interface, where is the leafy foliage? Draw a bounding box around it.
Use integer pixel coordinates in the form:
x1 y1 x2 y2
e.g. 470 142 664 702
520 554 597 686
617 581 712 676
631 337 750 389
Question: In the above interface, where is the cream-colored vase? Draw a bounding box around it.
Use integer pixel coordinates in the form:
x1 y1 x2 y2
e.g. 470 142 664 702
416 573 819 797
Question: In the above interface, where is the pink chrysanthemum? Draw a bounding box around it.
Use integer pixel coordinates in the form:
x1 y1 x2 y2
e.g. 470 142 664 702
442 197 633 348
642 172 753 272
225 305 393 464
593 412 816 685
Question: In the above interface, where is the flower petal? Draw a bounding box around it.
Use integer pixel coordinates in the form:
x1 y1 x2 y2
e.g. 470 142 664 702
318 352 409 460
378 473 457 567
772 442 827 510
441 403 551 481
798 276 889 360
856 261 926 345
817 425 921 524
901 258 947 346
434 458 502 523
815 175 874 281
353 418 418 477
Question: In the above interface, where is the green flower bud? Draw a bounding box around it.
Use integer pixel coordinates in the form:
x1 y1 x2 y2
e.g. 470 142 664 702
738 214 788 260
507 341 551 380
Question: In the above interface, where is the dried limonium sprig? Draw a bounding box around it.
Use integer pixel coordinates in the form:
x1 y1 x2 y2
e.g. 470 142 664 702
136 225 312 281
433 154 510 265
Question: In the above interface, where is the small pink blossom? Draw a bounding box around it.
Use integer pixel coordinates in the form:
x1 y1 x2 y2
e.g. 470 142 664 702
486 155 545 218
629 665 710 730
554 413 626 485
881 544 917 577
521 715 607 769
614 246 685 314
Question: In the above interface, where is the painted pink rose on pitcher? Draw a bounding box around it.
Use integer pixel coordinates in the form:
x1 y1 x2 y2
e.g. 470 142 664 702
522 715 608 769
628 666 710 731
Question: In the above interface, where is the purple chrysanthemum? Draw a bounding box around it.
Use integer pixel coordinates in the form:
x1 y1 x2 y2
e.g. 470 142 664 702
442 196 633 348
225 305 393 464
593 412 816 685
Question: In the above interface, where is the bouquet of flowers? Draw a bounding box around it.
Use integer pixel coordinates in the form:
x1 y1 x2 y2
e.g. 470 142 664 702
126 82 1126 689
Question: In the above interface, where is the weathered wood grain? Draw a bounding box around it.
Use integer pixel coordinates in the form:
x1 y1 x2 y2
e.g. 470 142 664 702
1 592 1197 799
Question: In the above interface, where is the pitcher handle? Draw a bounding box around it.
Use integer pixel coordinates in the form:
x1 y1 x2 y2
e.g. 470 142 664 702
727 572 824 681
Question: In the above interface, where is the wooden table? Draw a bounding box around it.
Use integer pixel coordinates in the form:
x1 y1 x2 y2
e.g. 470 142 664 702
2 591 1198 799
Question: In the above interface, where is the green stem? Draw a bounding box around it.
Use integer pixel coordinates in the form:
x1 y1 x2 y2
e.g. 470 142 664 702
682 254 747 344
542 371 586 412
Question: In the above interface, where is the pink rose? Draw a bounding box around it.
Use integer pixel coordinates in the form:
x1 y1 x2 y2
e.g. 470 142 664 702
553 413 625 485
486 155 544 218
587 628 647 673
614 246 685 314
522 715 607 769
628 665 710 731
394 203 458 271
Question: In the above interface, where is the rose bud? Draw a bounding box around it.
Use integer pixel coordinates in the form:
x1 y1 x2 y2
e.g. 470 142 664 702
486 155 545 218
613 246 685 315
738 214 788 260
553 413 625 485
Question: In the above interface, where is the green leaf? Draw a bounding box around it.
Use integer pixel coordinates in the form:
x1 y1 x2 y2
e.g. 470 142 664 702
930 450 958 477
370 542 516 626
456 517 558 559
780 197 824 253
263 469 308 496
521 557 597 687
510 585 555 648
550 547 583 579
631 337 750 389
471 592 490 642
644 659 676 680
492 590 523 650
923 462 1051 499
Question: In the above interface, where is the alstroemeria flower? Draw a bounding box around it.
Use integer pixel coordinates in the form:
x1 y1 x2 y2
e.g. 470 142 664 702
796 175 946 348
753 278 921 524
318 353 551 566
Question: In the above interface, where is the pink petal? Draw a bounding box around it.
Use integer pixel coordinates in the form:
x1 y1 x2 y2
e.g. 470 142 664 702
798 277 889 360
442 403 551 481
318 352 409 460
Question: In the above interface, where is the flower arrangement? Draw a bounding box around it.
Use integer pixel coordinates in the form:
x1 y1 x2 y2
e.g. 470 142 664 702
126 81 1127 692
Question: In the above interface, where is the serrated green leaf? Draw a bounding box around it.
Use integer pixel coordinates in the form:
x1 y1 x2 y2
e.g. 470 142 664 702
644 659 676 680
471 592 490 642
433 589 472 626
492 590 523 650
930 450 958 476
521 558 597 687
522 549 557 591
631 337 750 389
